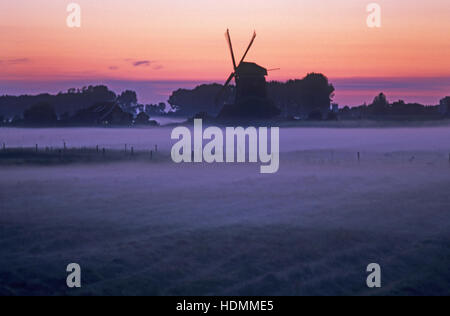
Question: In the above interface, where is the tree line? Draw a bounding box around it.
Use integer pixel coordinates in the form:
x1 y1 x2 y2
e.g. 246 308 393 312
340 93 449 120
0 86 165 126
0 76 449 126
167 73 336 119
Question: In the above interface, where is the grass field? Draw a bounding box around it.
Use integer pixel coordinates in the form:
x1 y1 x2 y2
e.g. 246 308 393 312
1 126 450 295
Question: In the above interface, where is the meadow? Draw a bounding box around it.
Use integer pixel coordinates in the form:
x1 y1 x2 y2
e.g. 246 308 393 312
1 126 450 295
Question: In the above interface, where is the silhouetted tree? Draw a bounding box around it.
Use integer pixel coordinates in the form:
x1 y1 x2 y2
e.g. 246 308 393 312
0 85 117 118
168 84 233 117
145 103 166 116
134 112 150 125
327 111 338 121
440 97 450 116
23 102 57 126
298 73 335 117
370 93 390 115
390 100 425 116
117 90 138 113
11 115 22 125
338 95 441 120
267 81 295 117
60 112 71 122
308 110 323 121
0 115 4 125
268 73 334 119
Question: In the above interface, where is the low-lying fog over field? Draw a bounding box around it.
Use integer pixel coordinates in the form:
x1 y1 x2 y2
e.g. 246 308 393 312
1 126 450 295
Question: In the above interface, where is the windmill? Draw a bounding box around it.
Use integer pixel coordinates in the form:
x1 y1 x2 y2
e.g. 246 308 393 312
217 29 281 119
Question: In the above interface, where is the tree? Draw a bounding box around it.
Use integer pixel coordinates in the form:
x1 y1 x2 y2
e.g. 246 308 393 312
440 97 450 116
297 73 335 118
134 112 150 125
0 85 117 118
145 103 166 116
308 110 323 121
0 115 4 125
158 102 166 112
117 90 138 112
23 102 58 125
168 84 233 117
268 73 335 119
60 112 71 122
11 115 22 125
370 93 390 115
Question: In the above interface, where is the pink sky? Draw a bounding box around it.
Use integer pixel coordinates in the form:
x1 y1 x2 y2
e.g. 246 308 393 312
1 0 449 105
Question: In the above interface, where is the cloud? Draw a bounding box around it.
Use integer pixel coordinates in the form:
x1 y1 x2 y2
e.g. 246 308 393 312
122 59 163 70
133 60 152 67
109 66 119 70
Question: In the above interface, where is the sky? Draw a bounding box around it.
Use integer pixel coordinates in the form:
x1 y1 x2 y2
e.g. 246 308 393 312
1 0 449 105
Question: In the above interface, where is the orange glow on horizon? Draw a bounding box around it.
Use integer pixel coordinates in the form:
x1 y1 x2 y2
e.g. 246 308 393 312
1 0 450 83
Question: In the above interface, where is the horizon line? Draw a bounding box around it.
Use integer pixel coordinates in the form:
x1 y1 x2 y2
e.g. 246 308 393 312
1 76 449 107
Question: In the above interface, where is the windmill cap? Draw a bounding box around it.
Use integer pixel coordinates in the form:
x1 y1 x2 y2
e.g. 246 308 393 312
236 62 268 77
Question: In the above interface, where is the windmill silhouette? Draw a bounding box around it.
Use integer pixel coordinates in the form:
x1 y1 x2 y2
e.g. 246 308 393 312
217 29 281 120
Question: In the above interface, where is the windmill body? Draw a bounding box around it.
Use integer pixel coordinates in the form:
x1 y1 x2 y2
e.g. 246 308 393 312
235 62 268 101
217 30 280 120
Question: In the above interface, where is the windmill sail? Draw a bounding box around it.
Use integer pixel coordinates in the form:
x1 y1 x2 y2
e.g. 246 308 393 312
238 31 256 67
225 29 237 71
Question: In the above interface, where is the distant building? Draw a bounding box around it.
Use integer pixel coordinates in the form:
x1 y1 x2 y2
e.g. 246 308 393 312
331 103 339 113
439 97 450 115
71 102 133 126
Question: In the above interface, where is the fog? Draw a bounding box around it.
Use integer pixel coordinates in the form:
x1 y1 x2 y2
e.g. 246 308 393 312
1 126 449 152
1 126 450 295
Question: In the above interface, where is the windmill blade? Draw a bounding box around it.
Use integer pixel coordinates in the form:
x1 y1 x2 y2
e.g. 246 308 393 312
223 72 235 87
215 72 235 106
238 31 257 66
268 68 281 72
225 29 237 71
